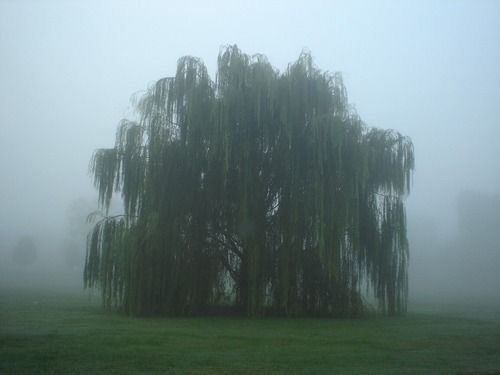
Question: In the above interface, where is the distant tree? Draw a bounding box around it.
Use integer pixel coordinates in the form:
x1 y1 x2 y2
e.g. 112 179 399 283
409 191 500 300
457 191 500 251
60 239 83 269
454 191 500 295
61 198 94 269
12 236 37 266
85 46 414 317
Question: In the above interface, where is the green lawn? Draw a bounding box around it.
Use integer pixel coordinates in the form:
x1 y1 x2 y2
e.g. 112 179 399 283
1 289 499 374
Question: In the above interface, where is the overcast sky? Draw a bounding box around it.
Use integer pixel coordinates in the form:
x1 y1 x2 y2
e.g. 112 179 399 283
1 0 499 242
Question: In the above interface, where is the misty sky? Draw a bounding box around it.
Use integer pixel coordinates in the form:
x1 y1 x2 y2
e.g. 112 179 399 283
1 0 499 243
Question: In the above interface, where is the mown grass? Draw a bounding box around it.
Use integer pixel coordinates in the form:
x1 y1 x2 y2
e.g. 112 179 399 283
1 288 499 374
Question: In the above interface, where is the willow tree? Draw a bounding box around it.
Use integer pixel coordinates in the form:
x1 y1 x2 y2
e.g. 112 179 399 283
84 46 414 317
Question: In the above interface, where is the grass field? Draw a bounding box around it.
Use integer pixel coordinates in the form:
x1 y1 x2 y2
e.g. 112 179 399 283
1 288 499 374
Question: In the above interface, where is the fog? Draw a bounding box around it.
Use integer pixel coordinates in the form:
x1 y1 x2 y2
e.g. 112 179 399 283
1 1 499 312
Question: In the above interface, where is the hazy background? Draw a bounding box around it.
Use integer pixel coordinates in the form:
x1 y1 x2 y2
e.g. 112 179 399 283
1 0 499 310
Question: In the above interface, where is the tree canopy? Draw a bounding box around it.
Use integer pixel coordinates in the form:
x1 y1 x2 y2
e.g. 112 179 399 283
84 46 414 317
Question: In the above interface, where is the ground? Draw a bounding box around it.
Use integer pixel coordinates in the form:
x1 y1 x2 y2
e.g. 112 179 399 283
1 288 499 374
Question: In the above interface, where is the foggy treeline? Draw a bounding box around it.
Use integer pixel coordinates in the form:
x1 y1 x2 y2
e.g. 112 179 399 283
0 198 94 292
2 188 499 312
409 191 500 305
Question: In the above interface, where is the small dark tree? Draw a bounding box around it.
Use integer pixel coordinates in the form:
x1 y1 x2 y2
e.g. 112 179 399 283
85 46 414 317
12 236 37 266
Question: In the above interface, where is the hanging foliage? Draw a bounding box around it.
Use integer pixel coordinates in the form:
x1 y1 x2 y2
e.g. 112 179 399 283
84 46 414 317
